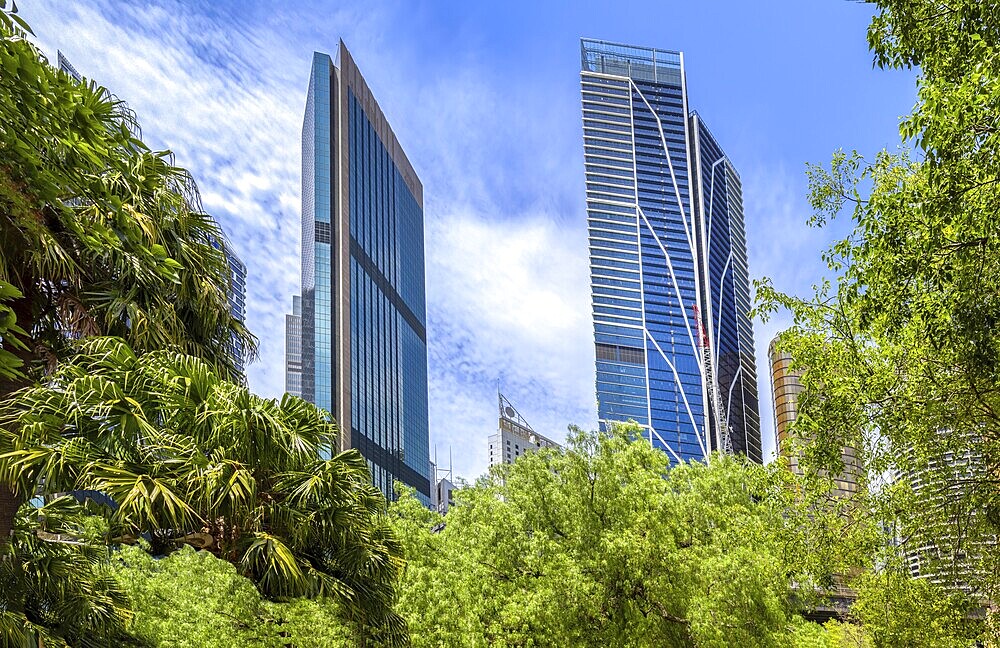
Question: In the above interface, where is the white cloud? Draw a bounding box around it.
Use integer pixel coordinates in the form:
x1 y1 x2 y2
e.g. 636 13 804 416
425 207 596 477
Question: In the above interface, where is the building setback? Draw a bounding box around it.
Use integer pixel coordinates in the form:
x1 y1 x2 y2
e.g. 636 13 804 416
580 39 760 463
298 43 431 501
285 295 302 397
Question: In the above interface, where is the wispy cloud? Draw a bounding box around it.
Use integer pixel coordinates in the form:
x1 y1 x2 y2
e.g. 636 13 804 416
426 207 596 474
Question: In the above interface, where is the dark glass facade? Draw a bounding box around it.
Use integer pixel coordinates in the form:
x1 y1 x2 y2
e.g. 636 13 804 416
300 46 431 501
580 39 761 464
691 116 761 462
223 245 248 376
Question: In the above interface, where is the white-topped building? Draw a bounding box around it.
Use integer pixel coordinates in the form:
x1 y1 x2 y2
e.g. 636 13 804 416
489 393 561 466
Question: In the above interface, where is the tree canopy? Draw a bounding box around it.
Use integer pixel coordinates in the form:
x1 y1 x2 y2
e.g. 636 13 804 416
0 337 406 645
756 0 1000 642
389 426 844 648
110 544 356 648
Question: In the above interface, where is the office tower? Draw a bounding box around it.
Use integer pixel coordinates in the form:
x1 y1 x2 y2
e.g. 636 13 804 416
768 336 860 498
285 295 303 396
299 43 431 501
580 39 760 464
905 448 985 593
223 244 248 375
488 393 561 467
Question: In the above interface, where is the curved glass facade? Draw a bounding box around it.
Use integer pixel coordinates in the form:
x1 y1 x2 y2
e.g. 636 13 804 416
581 39 760 464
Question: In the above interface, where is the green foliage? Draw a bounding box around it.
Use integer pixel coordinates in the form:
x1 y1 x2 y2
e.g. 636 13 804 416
113 545 262 648
850 569 980 648
110 545 354 648
389 426 839 648
0 497 131 647
788 619 869 648
0 281 26 381
0 5 255 389
755 0 1000 645
0 337 406 645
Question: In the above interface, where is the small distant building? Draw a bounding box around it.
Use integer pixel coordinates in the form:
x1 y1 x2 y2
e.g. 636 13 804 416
489 393 561 467
57 51 82 82
428 459 458 515
436 476 456 514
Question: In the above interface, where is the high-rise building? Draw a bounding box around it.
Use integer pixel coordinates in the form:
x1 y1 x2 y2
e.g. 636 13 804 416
57 50 82 82
488 393 561 467
285 295 302 396
580 39 760 464
905 448 985 593
298 44 431 501
223 244 248 375
768 336 860 498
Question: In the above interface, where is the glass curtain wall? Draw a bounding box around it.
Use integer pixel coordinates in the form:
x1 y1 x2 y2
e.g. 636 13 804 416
582 39 709 463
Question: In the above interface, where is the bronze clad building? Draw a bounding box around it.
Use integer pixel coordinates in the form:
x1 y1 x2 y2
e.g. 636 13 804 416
768 335 860 498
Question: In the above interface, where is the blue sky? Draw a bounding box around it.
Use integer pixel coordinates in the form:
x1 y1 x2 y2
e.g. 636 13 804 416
26 0 916 481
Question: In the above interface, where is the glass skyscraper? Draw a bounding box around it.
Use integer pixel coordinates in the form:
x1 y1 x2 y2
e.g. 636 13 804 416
580 39 761 464
298 43 431 501
222 244 248 376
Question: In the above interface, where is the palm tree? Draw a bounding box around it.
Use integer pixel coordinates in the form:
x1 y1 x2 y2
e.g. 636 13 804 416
0 6 255 541
0 497 132 648
0 337 407 645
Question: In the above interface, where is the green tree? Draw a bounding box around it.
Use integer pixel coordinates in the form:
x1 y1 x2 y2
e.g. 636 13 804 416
0 497 131 647
0 2 255 542
850 570 979 648
0 337 406 645
389 426 835 648
755 0 1000 643
109 544 355 647
788 619 869 648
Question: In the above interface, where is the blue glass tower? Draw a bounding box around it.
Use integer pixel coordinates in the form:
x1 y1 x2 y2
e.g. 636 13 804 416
581 39 761 464
300 44 431 500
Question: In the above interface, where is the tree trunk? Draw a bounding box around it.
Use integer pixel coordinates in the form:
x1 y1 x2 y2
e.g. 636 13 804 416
0 483 23 545
0 297 34 546
0 295 36 399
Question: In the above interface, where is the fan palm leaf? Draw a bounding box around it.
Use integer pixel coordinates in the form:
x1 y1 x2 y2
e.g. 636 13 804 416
0 337 408 644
